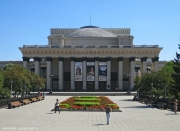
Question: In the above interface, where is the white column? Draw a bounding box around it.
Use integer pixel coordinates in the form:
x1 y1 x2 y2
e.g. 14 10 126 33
130 57 135 90
118 57 123 91
141 57 147 74
46 57 52 91
82 58 87 91
70 57 75 91
58 57 64 91
95 58 99 91
152 57 159 71
34 57 41 75
118 37 121 45
107 57 111 91
22 57 29 69
154 61 158 71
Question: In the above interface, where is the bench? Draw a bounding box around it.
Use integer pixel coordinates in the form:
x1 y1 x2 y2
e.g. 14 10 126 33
10 101 23 108
21 99 32 105
155 102 167 109
30 97 38 102
37 96 44 101
139 98 147 103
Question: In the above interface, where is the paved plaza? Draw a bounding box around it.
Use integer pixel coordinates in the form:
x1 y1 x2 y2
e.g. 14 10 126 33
0 95 179 131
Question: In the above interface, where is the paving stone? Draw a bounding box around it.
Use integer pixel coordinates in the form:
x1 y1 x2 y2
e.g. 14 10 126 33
0 96 179 131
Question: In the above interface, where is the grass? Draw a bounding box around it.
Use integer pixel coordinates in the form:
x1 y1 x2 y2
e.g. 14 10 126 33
74 102 100 106
74 98 101 101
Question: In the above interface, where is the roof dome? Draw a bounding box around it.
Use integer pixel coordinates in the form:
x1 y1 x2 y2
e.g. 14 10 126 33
66 26 117 37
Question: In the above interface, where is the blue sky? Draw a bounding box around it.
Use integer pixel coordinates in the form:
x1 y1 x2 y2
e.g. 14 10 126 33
0 0 180 61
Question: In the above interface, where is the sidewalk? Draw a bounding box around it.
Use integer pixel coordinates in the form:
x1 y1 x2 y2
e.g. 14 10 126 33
0 96 179 131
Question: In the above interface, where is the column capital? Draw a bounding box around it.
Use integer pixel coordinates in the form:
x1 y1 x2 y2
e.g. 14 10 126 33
152 57 159 62
118 57 123 61
129 57 135 62
22 57 30 62
70 57 75 61
106 57 111 61
94 57 99 61
46 57 52 62
58 57 64 61
34 57 41 62
82 57 87 61
141 57 147 62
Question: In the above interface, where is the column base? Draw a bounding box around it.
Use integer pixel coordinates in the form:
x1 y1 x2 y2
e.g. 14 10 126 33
71 89 75 92
58 89 63 92
82 89 87 92
94 89 99 92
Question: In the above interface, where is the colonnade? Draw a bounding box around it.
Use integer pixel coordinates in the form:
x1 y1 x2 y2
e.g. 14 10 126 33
22 56 159 91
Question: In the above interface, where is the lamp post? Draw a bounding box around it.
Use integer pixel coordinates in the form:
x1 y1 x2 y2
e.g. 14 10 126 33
151 83 153 97
49 75 54 94
127 74 131 94
10 79 13 99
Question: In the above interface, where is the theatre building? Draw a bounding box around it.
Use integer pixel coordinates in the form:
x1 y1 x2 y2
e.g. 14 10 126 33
19 26 162 92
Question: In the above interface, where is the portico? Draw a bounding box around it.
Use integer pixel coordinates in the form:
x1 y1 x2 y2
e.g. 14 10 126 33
19 26 162 92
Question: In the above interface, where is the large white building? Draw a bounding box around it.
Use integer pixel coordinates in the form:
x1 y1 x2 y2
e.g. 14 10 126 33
17 25 163 92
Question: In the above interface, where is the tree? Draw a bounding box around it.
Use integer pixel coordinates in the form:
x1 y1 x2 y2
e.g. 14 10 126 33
0 69 10 98
3 64 45 97
134 62 174 98
171 44 180 99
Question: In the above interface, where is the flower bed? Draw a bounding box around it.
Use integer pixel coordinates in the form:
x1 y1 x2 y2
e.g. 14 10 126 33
58 96 120 111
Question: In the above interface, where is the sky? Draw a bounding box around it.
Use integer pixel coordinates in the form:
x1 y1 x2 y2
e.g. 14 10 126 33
0 0 180 61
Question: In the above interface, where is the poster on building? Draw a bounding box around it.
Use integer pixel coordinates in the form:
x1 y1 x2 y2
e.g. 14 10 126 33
99 62 107 81
87 62 95 81
75 62 82 81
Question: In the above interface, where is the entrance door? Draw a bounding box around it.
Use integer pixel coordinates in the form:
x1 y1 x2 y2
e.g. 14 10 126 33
52 78 59 91
111 81 117 91
75 81 82 92
87 82 94 92
99 81 106 92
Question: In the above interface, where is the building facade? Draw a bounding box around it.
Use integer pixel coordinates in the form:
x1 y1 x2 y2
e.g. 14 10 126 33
18 26 163 92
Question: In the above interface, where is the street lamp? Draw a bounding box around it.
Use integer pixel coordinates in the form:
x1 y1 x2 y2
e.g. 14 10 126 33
49 75 54 94
127 74 131 94
10 79 13 99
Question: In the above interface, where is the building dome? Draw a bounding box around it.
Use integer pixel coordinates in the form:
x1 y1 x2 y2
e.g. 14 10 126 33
66 26 117 38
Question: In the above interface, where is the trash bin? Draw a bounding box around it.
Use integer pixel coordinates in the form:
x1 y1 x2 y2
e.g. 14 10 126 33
8 103 12 109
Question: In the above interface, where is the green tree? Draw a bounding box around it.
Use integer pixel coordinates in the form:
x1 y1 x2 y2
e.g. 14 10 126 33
0 69 10 98
134 63 173 98
171 44 180 99
3 64 45 97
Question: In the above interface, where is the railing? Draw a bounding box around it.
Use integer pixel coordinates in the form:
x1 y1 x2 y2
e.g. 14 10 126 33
22 45 160 49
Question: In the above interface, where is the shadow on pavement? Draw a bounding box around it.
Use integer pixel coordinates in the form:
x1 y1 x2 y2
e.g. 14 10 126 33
165 113 178 115
93 124 107 126
119 99 133 101
45 112 56 114
121 106 153 109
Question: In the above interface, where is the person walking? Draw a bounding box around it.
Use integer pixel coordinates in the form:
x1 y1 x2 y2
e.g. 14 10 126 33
174 99 178 114
105 105 112 125
55 99 60 113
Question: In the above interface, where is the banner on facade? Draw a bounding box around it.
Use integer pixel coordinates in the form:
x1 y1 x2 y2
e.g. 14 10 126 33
99 62 107 81
75 62 82 81
87 62 95 81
